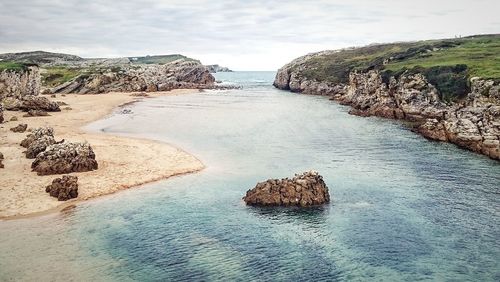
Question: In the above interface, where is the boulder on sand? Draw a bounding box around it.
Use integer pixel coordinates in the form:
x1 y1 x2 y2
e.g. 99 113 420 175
20 127 54 148
25 135 56 158
10 123 28 133
20 96 60 112
45 175 79 201
31 142 98 175
243 171 330 207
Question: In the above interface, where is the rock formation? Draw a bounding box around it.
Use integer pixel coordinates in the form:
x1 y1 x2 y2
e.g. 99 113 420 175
45 59 216 94
10 123 27 133
0 65 40 100
31 142 98 175
274 63 500 160
20 127 54 148
0 152 4 169
243 171 330 207
45 175 78 201
25 135 56 159
206 64 233 73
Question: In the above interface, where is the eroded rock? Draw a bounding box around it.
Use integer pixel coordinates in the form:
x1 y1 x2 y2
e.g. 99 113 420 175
10 123 27 133
243 171 330 207
45 175 78 201
20 127 54 148
32 142 98 175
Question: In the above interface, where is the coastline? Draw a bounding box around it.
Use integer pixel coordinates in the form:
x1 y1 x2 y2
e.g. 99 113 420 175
0 90 205 220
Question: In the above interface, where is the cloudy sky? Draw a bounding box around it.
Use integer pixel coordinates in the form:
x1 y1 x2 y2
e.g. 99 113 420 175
0 0 498 70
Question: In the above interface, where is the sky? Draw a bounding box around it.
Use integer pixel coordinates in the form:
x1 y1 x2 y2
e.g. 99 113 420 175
0 0 498 70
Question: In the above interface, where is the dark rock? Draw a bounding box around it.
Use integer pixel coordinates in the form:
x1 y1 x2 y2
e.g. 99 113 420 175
32 142 98 175
20 96 60 112
45 175 78 201
10 123 28 133
243 171 330 207
10 116 18 121
23 110 50 117
0 104 4 123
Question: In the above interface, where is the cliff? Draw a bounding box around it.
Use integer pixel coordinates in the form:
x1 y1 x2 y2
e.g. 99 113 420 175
274 35 500 160
0 51 224 95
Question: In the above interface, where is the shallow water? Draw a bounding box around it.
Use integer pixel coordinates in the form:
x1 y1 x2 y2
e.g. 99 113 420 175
1 71 499 281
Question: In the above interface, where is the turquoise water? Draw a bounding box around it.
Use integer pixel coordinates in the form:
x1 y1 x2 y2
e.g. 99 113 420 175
1 71 499 281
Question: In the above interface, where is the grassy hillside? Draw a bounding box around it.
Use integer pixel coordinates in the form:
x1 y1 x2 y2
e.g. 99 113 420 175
294 34 500 101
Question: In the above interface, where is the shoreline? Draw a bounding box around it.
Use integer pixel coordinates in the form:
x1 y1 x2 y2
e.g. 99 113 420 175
0 90 205 220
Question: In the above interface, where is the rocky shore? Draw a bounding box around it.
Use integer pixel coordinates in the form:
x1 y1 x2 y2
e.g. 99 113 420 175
274 56 499 160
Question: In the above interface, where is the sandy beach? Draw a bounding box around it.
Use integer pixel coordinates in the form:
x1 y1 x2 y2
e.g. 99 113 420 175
0 90 204 219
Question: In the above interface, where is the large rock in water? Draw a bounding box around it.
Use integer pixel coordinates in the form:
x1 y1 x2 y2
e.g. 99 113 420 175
45 175 78 201
31 142 98 175
243 171 330 207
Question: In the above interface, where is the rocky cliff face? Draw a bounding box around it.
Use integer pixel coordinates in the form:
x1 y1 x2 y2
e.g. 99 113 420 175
46 59 216 94
206 64 232 73
274 66 499 160
0 66 40 100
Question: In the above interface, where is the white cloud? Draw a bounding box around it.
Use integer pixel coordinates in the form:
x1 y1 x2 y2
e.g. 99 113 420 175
0 0 498 70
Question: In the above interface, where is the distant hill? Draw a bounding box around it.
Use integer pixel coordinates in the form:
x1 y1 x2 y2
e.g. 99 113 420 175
0 51 82 64
128 54 198 65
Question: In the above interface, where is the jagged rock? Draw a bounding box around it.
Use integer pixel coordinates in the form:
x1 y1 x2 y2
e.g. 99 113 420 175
20 96 60 112
31 142 98 175
23 110 50 117
20 127 54 148
243 171 330 207
45 175 78 201
0 66 40 100
274 63 500 160
1 97 23 110
25 135 56 158
10 123 27 133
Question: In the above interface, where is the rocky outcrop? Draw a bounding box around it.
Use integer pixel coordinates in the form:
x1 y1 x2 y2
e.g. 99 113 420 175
20 127 54 148
10 124 27 133
45 175 78 201
0 66 40 100
243 171 330 207
25 135 56 159
31 142 98 175
206 64 232 73
47 59 216 94
2 96 60 112
274 66 500 160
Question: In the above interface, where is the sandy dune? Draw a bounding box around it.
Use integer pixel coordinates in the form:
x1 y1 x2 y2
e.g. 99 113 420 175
0 90 204 219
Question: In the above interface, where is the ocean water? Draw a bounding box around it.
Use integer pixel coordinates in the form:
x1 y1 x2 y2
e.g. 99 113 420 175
1 71 499 281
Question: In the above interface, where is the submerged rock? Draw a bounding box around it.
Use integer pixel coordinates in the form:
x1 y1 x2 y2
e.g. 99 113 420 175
45 175 78 201
10 123 28 133
32 142 98 175
243 171 330 207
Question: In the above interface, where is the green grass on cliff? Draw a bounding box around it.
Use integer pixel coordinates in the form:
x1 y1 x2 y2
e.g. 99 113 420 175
0 61 29 72
384 37 500 79
296 34 500 101
41 67 83 87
